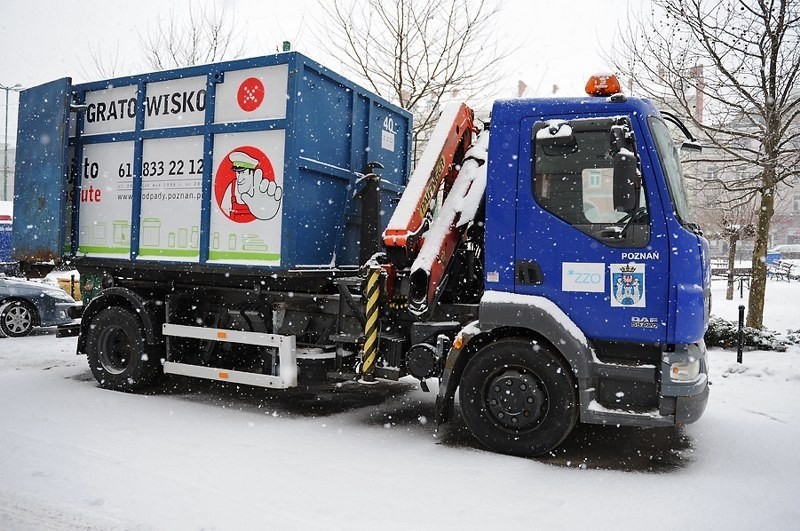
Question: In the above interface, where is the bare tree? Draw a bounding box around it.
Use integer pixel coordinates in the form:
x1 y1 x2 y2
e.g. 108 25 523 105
81 43 130 80
82 1 248 79
696 194 757 300
140 2 247 71
612 0 800 328
317 0 510 158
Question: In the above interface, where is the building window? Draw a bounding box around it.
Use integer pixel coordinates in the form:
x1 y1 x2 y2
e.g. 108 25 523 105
588 170 602 188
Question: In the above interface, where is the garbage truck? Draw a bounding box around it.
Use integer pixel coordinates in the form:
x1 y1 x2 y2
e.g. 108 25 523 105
12 52 710 457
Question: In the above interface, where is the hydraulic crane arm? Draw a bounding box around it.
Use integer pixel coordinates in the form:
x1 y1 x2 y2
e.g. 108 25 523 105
383 103 476 269
381 102 488 316
407 130 488 315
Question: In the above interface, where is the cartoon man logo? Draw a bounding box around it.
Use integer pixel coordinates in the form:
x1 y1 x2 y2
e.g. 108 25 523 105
215 147 283 223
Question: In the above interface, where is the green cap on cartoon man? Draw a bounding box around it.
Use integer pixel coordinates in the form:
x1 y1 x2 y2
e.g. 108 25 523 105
229 151 258 170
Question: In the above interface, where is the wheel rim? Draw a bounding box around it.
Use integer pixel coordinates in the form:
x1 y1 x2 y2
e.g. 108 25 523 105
98 325 133 374
4 305 32 335
484 368 548 431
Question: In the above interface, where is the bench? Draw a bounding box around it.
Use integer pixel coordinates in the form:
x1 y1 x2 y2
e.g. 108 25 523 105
710 266 751 280
768 260 795 281
710 257 728 269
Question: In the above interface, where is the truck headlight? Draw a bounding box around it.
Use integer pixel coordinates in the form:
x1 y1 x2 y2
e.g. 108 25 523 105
670 359 700 382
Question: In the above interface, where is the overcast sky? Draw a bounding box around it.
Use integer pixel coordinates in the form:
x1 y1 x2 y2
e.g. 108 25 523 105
0 0 637 141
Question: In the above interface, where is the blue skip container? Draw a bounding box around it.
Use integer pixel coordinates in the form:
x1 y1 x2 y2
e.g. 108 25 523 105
13 52 413 272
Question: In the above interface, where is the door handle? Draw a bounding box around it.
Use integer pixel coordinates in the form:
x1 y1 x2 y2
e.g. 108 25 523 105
516 260 543 285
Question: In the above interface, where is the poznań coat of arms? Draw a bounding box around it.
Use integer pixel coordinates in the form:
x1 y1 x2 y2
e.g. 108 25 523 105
610 263 646 308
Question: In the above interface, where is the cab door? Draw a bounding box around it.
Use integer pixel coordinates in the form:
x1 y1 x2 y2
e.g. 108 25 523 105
513 115 670 345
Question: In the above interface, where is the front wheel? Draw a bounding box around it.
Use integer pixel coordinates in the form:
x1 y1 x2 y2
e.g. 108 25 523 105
0 300 37 337
459 338 578 457
86 307 161 391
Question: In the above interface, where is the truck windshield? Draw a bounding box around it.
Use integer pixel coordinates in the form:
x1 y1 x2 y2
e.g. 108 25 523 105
648 117 695 226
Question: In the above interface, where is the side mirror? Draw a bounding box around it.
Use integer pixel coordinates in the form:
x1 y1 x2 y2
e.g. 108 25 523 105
535 122 578 156
613 151 638 213
680 140 703 153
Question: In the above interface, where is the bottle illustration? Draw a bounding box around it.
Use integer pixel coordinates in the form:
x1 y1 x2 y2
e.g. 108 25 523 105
141 219 161 247
177 228 188 248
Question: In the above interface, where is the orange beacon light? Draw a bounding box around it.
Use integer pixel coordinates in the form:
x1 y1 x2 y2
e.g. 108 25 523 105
585 74 622 97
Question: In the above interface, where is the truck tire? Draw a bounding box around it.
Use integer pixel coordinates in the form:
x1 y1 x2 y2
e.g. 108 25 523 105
459 337 578 457
86 307 161 391
0 300 37 338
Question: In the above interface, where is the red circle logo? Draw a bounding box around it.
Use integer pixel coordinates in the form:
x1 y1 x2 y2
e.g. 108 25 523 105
214 146 276 223
237 77 265 112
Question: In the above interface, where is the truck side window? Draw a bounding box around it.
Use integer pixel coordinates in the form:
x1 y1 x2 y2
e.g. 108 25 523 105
532 118 650 248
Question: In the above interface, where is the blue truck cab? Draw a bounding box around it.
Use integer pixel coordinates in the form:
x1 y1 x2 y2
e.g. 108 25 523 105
438 89 710 453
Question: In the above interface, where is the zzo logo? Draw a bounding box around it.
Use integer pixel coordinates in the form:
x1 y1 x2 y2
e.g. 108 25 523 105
562 262 605 293
572 272 602 285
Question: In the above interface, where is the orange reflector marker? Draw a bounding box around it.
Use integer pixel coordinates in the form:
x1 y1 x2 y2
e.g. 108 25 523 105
217 331 228 339
219 372 229 379
453 335 464 350
585 74 622 97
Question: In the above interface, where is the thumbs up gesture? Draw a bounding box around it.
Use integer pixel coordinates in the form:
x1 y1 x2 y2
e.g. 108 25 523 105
239 169 283 220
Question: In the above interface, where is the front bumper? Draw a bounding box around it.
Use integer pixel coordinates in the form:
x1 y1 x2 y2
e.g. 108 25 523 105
38 301 81 327
675 384 710 424
52 303 82 337
660 341 709 425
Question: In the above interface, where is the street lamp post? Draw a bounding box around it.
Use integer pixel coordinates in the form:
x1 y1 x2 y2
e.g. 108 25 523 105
1 82 22 202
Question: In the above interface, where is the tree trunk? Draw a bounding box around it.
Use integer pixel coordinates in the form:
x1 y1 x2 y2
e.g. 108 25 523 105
726 234 738 300
746 188 775 328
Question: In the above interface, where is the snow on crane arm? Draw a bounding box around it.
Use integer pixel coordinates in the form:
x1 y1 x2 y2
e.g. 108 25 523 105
411 129 489 275
384 103 463 247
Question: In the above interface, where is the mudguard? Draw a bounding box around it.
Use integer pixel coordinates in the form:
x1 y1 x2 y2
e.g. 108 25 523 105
435 291 595 426
77 287 164 354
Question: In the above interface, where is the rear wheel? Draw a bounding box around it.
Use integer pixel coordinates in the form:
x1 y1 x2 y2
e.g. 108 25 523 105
0 300 37 338
86 307 161 391
459 338 578 457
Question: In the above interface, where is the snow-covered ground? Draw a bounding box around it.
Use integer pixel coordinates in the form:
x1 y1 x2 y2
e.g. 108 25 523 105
1 280 799 530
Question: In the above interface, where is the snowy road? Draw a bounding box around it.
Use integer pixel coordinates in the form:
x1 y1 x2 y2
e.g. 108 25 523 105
1 280 799 530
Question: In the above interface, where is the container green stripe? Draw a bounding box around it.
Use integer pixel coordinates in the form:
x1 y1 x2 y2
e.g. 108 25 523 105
78 246 130 254
138 249 201 258
208 251 281 261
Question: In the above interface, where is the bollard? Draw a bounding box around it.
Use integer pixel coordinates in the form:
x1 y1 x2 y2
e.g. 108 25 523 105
737 304 745 364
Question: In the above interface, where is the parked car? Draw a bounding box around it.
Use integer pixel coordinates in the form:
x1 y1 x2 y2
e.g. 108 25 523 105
770 244 800 260
0 275 79 337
